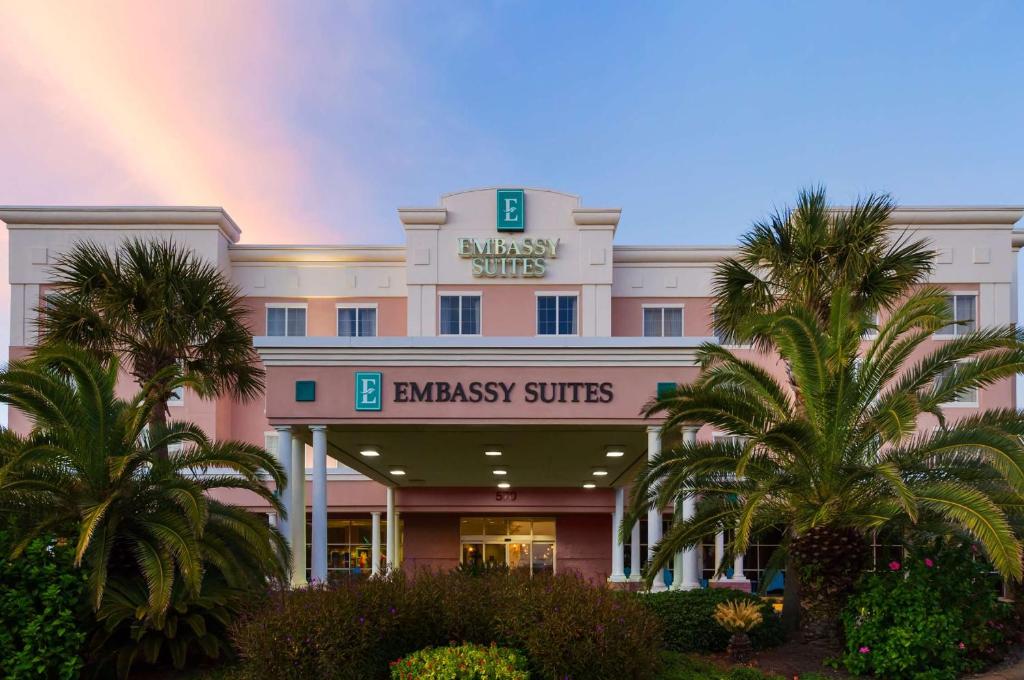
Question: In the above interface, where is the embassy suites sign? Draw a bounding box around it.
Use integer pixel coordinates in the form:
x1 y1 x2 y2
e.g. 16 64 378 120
394 380 613 404
457 237 560 278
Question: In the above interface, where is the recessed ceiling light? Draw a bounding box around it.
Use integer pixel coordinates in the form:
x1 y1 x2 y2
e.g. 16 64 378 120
592 470 608 477
389 468 406 476
360 448 380 457
484 448 502 456
492 469 508 475
605 447 625 458
582 483 596 489
497 482 511 489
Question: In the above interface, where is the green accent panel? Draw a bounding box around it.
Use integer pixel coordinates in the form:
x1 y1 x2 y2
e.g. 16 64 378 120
295 380 316 402
496 189 525 232
657 382 677 399
354 371 382 411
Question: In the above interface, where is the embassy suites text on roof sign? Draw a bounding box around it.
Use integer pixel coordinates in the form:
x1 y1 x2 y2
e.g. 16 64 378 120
457 237 560 278
393 380 613 404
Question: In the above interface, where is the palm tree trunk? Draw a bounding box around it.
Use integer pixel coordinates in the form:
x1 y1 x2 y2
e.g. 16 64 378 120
781 551 801 635
149 400 169 461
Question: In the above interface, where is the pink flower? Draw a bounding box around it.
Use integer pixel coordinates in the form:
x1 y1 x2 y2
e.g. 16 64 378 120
859 646 871 654
888 561 901 571
924 558 934 568
958 642 965 650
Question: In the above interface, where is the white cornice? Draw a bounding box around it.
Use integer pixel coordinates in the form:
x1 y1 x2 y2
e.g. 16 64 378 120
0 206 242 243
230 245 405 263
254 335 710 367
397 208 446 226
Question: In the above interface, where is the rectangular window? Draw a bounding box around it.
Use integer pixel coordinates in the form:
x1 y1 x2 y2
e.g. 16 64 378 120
711 309 747 347
938 363 979 406
440 295 481 335
643 306 684 337
937 294 976 337
537 295 577 336
337 306 377 337
167 385 184 406
267 305 306 337
863 310 880 339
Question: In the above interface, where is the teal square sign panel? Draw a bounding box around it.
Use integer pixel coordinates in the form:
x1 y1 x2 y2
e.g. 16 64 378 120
657 382 677 399
496 189 525 232
295 380 316 402
354 371 382 411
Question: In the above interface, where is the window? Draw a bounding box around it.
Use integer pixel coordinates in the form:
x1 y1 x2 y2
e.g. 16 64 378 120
536 295 577 336
643 306 684 337
267 305 306 337
337 305 377 337
937 294 976 337
459 517 555 575
623 515 673 584
711 309 748 347
863 310 880 339
167 385 184 407
702 528 784 592
305 518 393 580
937 362 979 406
439 295 481 335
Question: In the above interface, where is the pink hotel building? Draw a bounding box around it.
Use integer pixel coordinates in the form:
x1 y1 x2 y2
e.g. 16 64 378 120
4 188 1023 592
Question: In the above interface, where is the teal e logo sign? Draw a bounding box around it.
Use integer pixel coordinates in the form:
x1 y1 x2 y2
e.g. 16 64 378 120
496 189 525 232
354 372 382 411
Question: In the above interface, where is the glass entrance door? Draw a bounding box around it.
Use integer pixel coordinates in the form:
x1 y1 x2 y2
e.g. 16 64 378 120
459 517 556 575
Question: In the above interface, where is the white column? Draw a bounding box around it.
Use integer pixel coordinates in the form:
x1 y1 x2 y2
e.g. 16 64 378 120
671 497 684 591
290 435 307 587
385 486 396 572
732 550 748 584
714 532 725 581
371 511 382 577
274 426 292 550
647 426 667 592
629 521 641 582
610 487 627 582
310 426 328 584
680 425 701 590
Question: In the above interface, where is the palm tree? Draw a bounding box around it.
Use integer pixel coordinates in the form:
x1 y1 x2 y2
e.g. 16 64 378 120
35 238 264 456
712 186 936 350
626 287 1024 641
0 345 288 619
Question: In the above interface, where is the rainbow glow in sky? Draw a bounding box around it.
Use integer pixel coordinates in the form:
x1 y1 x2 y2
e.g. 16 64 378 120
1 0 1023 372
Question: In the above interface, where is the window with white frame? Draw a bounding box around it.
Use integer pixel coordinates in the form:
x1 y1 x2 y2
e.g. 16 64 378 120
536 294 577 336
643 306 684 337
863 310 880 339
937 362 979 406
168 385 184 406
711 309 748 347
937 294 976 338
337 305 377 337
439 295 481 335
267 304 307 337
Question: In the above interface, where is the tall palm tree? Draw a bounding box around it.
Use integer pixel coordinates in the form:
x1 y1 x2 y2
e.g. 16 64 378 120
712 186 936 350
35 238 264 456
626 287 1024 641
0 345 288 619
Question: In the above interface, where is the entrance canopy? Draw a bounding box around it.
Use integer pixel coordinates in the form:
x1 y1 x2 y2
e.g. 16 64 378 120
257 336 703 488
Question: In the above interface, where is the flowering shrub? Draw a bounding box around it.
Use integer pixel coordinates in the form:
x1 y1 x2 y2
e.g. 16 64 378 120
232 570 661 679
389 644 528 680
641 589 784 653
839 541 1015 679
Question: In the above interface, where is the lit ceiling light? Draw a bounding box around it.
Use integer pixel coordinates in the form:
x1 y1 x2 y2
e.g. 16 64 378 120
484 448 502 456
582 483 596 489
497 482 511 489
389 468 406 476
605 446 625 458
592 470 608 477
360 448 380 457
492 469 508 476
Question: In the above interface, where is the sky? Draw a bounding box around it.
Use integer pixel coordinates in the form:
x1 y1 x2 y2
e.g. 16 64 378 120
0 0 1023 416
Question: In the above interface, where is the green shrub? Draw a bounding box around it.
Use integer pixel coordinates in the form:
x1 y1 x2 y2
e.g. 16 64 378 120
641 589 784 653
232 570 661 680
839 541 1014 679
658 652 781 680
389 644 528 679
0 533 88 680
